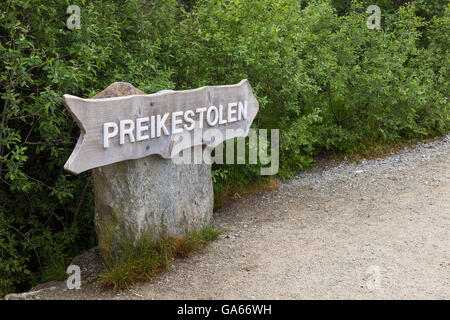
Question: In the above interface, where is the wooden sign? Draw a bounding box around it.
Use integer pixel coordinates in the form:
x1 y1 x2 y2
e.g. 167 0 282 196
63 79 259 174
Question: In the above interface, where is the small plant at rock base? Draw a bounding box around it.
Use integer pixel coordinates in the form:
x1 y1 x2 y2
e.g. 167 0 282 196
40 255 68 283
99 226 221 291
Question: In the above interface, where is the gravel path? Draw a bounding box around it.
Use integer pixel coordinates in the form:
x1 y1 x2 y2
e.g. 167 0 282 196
6 135 449 300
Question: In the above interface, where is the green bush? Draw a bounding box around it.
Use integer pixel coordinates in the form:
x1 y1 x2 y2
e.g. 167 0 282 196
174 0 449 177
1 0 448 297
0 0 177 297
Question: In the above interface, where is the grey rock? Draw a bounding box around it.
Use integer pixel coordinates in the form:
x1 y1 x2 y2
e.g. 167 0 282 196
92 83 213 266
69 247 105 282
4 289 43 300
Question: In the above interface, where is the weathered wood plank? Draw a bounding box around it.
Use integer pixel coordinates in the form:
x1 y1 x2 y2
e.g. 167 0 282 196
63 79 259 174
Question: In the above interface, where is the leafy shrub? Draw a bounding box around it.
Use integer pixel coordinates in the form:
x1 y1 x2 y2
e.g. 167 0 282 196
174 0 449 178
0 0 177 297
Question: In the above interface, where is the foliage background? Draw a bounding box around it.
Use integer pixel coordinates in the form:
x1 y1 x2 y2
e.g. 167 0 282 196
0 0 448 296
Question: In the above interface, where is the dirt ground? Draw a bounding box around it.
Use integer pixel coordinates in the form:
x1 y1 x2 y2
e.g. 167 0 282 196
5 135 449 300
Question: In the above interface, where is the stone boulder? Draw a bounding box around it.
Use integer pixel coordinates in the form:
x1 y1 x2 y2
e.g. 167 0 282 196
92 83 213 266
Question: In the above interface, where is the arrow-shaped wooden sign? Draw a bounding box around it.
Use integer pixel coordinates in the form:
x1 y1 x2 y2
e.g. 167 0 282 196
63 79 259 175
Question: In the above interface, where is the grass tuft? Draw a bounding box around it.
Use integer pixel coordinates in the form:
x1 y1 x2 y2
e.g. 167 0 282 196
99 226 221 291
40 254 69 283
